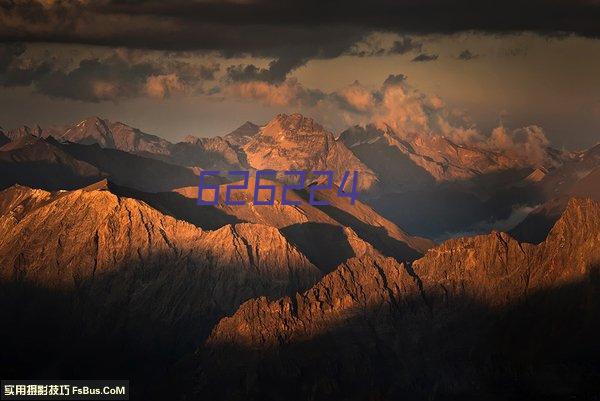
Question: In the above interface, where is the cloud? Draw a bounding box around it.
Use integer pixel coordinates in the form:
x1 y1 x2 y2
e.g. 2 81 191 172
1 0 597 86
0 44 219 101
347 34 422 57
225 53 309 84
332 81 375 112
502 46 528 57
411 53 439 62
221 72 553 167
145 74 185 99
489 125 551 165
224 78 325 107
389 37 423 55
457 49 478 60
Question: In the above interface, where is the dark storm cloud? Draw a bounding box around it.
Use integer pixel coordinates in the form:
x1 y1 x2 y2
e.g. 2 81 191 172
35 55 158 101
382 74 408 87
389 37 423 55
225 48 317 83
347 36 422 57
411 53 438 62
457 49 478 60
1 0 599 84
3 0 599 48
0 44 220 101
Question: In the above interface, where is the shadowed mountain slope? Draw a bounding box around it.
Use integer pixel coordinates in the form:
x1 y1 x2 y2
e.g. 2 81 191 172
511 147 600 243
195 197 600 401
0 135 201 193
0 181 330 401
0 136 104 190
176 177 433 265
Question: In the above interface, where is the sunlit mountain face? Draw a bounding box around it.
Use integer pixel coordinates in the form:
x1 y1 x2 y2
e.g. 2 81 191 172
1 1 599 400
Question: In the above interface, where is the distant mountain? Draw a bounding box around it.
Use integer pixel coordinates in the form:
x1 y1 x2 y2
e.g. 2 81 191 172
55 141 201 192
243 114 378 190
536 143 600 199
0 135 200 193
2 114 593 240
337 123 574 238
197 197 600 400
510 145 600 243
174 135 245 169
58 116 173 155
5 117 249 170
224 121 261 147
4 124 63 141
177 177 433 266
339 123 566 191
0 135 104 190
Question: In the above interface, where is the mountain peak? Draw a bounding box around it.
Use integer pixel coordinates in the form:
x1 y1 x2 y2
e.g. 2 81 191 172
239 121 259 130
224 121 260 147
183 134 202 145
262 113 328 139
77 116 109 127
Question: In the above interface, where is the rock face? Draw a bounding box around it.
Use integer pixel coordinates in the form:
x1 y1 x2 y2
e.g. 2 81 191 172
207 246 420 349
173 134 246 169
0 183 322 389
0 130 10 147
0 135 201 193
340 124 565 188
0 182 320 314
60 116 173 155
196 197 600 400
243 114 377 191
224 121 261 147
416 197 600 303
0 135 104 190
511 148 600 243
178 177 433 266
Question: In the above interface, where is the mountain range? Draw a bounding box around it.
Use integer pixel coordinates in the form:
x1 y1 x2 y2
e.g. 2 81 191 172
3 113 597 239
0 113 599 400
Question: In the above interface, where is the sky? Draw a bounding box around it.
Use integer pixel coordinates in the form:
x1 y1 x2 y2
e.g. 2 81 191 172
0 0 599 150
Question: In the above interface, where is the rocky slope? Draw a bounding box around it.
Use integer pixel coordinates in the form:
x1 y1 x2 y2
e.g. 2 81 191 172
176 177 433 266
340 123 565 188
0 181 325 395
175 134 245 169
59 116 173 155
224 121 261 147
0 181 320 316
416 197 600 302
537 143 600 199
195 197 600 400
0 135 104 190
243 114 378 191
5 116 248 170
511 146 600 243
0 135 201 193
0 129 10 147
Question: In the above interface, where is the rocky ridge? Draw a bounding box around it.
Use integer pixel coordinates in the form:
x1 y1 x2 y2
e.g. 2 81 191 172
243 114 378 191
196 197 600 400
0 182 322 344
